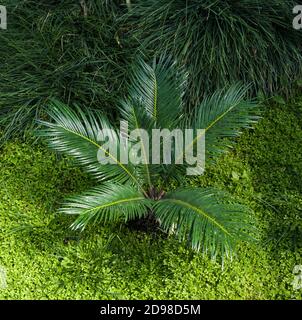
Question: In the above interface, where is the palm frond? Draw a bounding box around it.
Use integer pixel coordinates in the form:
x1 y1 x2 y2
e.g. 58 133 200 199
119 99 154 187
119 56 188 185
60 183 151 231
154 187 257 258
186 84 260 163
37 100 143 189
126 56 187 128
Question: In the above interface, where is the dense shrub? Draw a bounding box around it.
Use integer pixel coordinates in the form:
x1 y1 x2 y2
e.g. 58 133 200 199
1 1 302 142
128 0 302 105
0 0 135 143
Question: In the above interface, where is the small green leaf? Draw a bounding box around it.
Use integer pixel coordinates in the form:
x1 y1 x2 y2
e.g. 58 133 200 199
231 171 240 181
273 96 286 105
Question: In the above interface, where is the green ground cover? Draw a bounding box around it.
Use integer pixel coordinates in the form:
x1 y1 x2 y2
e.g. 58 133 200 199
0 99 301 299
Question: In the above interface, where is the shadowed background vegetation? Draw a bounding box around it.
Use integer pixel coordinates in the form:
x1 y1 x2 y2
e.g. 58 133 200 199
0 0 135 142
1 0 302 140
127 0 302 106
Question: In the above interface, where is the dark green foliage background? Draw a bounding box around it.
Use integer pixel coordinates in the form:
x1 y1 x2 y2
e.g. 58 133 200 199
128 0 302 105
0 99 301 299
1 0 302 139
0 0 135 142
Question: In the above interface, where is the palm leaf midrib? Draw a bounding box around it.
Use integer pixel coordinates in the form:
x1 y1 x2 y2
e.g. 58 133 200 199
160 197 232 237
56 122 144 192
152 68 158 120
69 196 146 215
131 107 152 188
176 100 242 164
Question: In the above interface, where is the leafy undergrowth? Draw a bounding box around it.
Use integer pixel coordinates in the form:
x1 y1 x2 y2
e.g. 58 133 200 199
0 100 301 299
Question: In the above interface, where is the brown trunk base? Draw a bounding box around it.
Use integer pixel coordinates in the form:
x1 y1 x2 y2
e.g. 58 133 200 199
126 212 160 233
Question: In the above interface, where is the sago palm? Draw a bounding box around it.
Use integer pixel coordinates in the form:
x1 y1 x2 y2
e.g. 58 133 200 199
38 57 259 259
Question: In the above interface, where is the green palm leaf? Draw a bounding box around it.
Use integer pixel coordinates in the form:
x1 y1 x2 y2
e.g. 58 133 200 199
127 56 187 128
161 84 258 177
119 99 154 187
60 183 152 231
189 84 260 162
37 100 143 189
154 187 257 258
